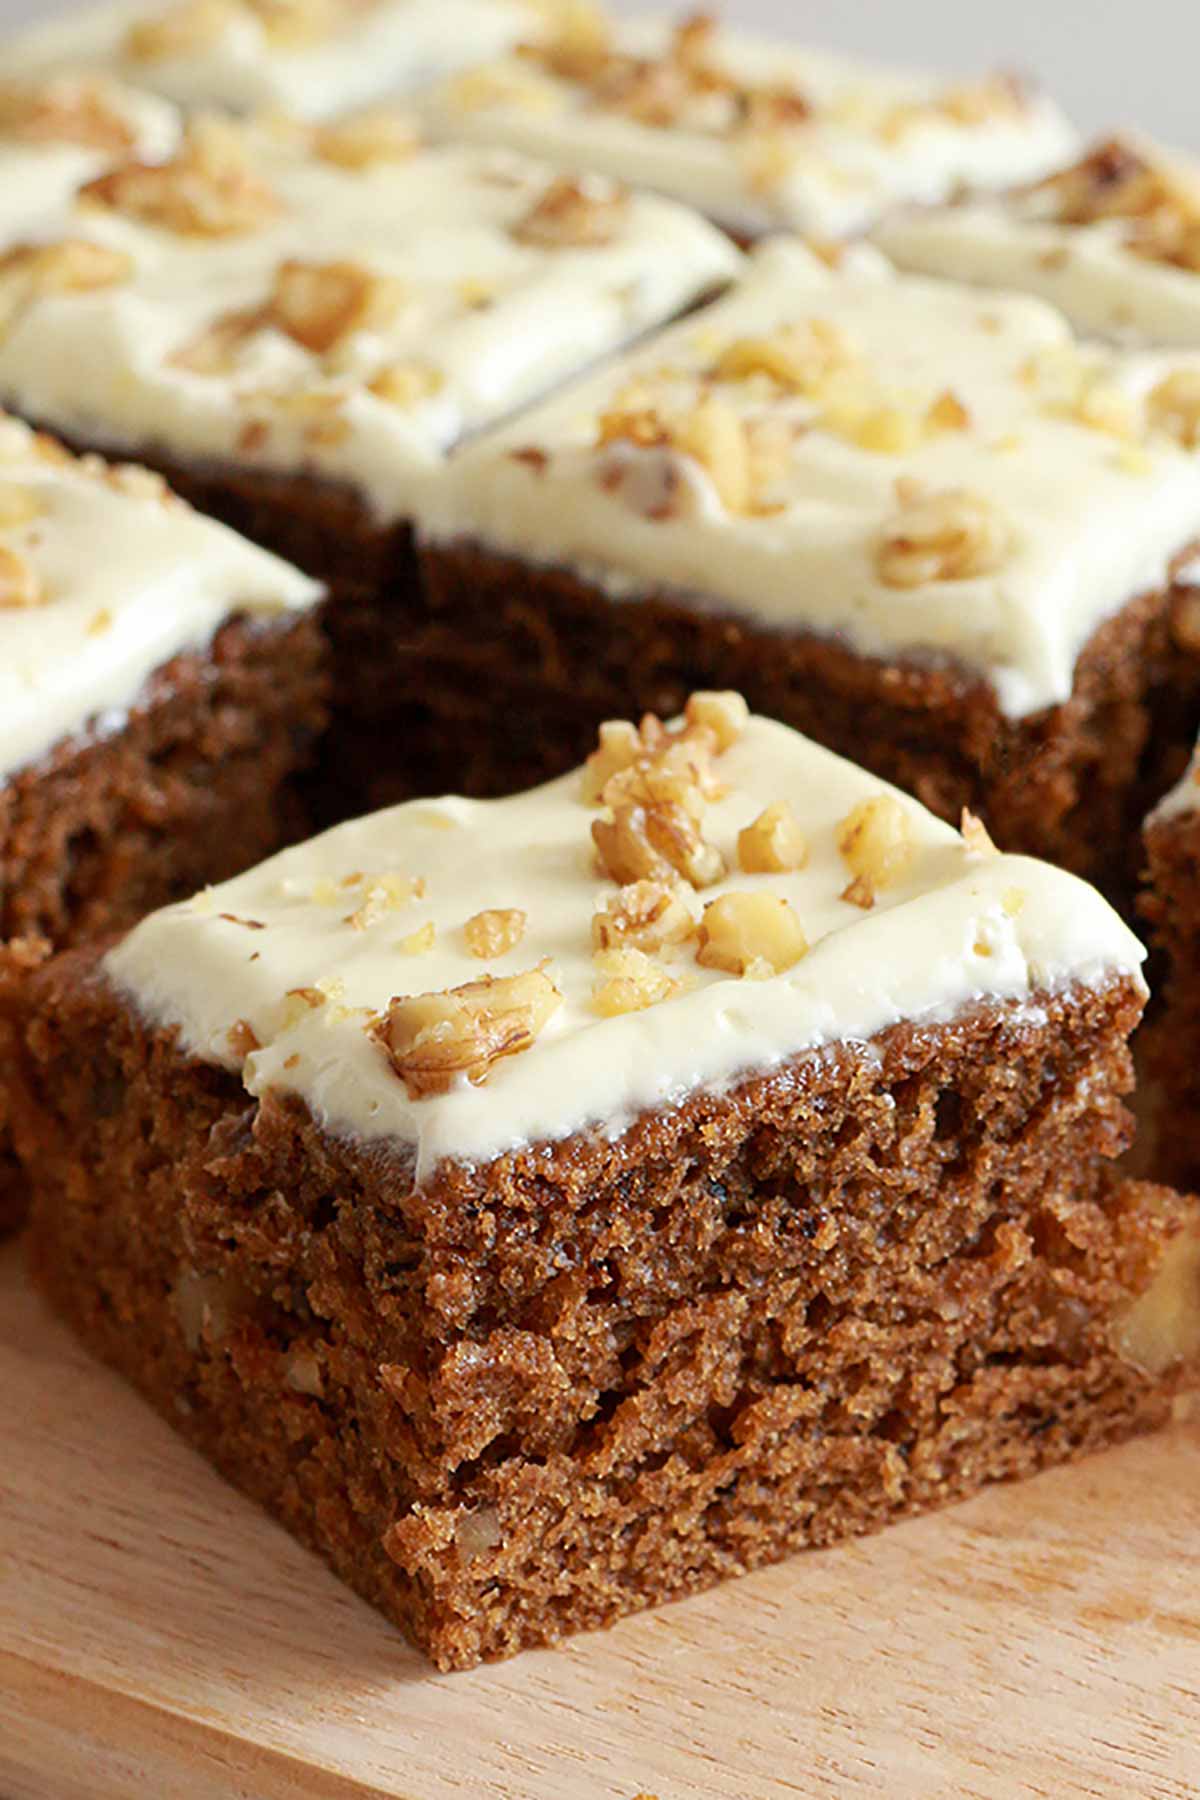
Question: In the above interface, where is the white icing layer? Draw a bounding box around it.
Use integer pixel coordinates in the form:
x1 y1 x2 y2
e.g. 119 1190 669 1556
0 74 178 233
876 139 1200 349
0 128 740 524
0 413 321 780
426 238 1200 719
418 14 1077 239
105 711 1146 1181
6 0 543 120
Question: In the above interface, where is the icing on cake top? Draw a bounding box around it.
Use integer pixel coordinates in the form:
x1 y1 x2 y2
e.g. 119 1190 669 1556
417 9 1078 239
0 411 321 780
0 115 741 521
6 0 553 121
428 237 1200 718
877 136 1200 348
106 699 1145 1180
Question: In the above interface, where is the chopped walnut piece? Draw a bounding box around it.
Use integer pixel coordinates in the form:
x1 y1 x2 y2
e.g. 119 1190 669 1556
0 545 43 609
592 946 683 1015
876 478 1011 588
594 758 726 889
1149 371 1200 450
1026 136 1200 273
927 389 971 434
346 874 422 930
398 922 436 955
268 258 405 354
464 908 527 958
0 482 42 529
373 967 562 1098
592 879 695 953
81 117 280 237
315 109 419 169
512 176 630 248
1113 1222 1200 1375
0 239 133 338
837 794 917 904
696 890 808 977
581 718 641 804
247 0 349 49
0 76 136 151
684 690 748 752
960 808 999 858
227 1018 261 1057
370 361 444 408
677 393 752 514
738 803 808 874
713 319 857 394
126 0 241 60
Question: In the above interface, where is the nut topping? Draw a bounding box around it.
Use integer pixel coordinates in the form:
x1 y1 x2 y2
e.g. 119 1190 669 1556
876 478 1011 588
0 76 136 152
315 108 420 169
464 908 527 958
696 890 809 977
0 240 134 340
81 116 280 237
0 544 43 609
373 967 562 1098
512 176 630 248
1025 136 1200 273
837 794 916 906
269 258 406 354
737 802 808 874
1149 371 1200 450
592 880 696 953
592 946 683 1015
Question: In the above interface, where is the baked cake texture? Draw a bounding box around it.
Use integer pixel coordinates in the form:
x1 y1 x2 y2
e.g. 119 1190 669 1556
877 135 1200 349
419 238 1200 891
0 109 740 812
417 7 1077 242
0 72 178 232
4 0 558 121
1143 749 1200 1186
11 698 1200 1667
0 410 325 1235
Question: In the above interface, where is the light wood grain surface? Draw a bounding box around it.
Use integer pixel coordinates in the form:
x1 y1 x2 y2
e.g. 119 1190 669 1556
2 1242 1198 1799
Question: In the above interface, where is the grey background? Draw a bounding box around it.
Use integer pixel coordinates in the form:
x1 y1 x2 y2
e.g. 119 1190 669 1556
2 0 1196 149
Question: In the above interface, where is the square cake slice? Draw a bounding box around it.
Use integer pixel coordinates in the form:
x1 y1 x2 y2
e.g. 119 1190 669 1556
418 8 1077 242
11 696 1199 1668
419 237 1200 891
0 411 325 1235
4 0 556 121
877 136 1200 349
0 110 740 812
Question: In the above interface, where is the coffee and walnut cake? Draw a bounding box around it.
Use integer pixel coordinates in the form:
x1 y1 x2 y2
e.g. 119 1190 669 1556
0 410 325 1235
9 698 1199 1667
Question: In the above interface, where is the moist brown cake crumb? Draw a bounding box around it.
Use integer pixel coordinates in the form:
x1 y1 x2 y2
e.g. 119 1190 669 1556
9 946 1199 1670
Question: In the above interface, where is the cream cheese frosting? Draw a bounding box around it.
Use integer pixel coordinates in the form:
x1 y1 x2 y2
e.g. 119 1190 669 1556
417 10 1078 240
0 74 179 232
876 136 1200 348
105 706 1146 1181
0 412 321 781
0 118 741 523
5 0 549 121
425 237 1200 719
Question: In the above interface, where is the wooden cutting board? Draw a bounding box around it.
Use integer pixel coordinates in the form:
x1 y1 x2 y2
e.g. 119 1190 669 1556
2 1236 1198 1800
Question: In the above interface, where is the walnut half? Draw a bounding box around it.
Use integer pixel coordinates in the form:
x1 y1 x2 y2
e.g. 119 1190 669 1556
372 968 561 1098
876 478 1011 589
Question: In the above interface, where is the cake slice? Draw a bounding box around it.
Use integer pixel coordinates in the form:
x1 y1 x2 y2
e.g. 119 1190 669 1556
0 73 178 232
877 136 1200 349
4 0 557 120
418 7 1077 242
0 411 325 1235
10 696 1199 1668
0 110 740 813
1142 747 1200 1186
419 238 1200 892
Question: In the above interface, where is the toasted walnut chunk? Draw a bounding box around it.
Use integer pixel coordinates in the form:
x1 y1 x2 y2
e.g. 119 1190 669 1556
373 967 562 1098
126 0 241 60
81 116 280 237
581 717 642 804
1149 371 1200 450
268 258 405 354
697 890 808 977
591 879 695 953
738 802 808 874
592 946 683 1016
0 544 43 609
513 176 630 248
677 393 752 514
345 873 422 930
369 361 444 408
713 319 857 394
684 689 748 752
837 794 916 905
0 239 133 338
593 773 725 889
876 478 1011 588
464 908 527 958
0 76 136 151
315 108 420 169
1114 1222 1200 1375
960 808 999 859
